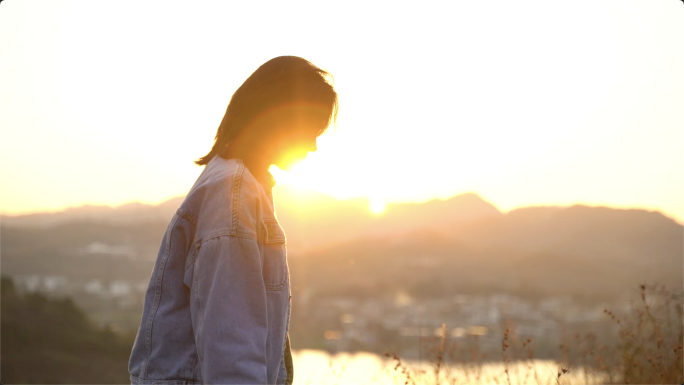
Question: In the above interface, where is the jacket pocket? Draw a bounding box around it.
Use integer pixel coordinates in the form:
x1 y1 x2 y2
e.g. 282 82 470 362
261 218 288 291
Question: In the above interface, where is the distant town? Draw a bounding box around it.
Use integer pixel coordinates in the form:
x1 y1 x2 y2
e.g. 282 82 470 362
11 267 630 360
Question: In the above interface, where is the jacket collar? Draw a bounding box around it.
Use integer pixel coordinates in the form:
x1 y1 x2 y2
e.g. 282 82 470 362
210 154 276 190
252 168 276 190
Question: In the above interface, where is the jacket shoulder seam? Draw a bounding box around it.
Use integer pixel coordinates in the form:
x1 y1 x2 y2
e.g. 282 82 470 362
200 231 257 245
231 162 246 233
176 207 198 225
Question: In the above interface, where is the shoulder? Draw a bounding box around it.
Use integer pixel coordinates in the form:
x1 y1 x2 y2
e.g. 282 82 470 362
181 157 265 241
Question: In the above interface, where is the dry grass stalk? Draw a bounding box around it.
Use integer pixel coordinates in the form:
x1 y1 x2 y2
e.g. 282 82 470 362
502 327 512 385
366 282 682 385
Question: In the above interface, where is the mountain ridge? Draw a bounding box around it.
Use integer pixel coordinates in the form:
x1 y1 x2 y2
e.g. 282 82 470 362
2 188 680 254
2 189 680 301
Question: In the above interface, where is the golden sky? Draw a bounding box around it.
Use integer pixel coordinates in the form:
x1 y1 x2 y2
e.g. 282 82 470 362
1 0 682 224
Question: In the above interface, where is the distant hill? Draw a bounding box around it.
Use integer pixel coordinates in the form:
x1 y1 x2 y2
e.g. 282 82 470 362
1 188 681 300
291 205 682 300
447 204 682 264
273 186 502 251
0 186 502 252
0 198 184 228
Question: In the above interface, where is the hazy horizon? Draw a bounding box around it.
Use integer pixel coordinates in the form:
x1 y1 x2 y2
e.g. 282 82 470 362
2 185 682 228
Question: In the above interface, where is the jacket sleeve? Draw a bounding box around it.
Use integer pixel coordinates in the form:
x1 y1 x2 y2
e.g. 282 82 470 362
191 234 268 384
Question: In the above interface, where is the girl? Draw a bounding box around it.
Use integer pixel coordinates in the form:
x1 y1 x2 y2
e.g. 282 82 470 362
128 56 338 385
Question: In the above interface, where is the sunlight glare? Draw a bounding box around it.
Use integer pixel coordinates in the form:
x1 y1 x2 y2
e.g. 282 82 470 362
369 199 386 215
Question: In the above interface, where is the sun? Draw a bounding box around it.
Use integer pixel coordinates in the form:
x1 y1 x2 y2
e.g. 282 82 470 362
369 199 386 215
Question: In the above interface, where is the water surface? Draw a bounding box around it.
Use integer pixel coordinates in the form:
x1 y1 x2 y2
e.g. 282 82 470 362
291 349 606 385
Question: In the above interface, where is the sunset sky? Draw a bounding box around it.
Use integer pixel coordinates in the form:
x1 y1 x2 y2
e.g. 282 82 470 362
1 0 682 224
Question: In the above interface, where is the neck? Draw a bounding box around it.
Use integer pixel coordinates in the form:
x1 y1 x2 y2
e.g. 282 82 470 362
222 135 276 187
223 148 273 188
244 157 271 180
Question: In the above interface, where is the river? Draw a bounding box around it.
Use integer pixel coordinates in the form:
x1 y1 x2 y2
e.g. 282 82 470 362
291 349 607 385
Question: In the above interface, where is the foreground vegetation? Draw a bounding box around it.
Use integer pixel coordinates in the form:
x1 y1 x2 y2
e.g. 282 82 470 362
382 284 683 385
0 276 136 384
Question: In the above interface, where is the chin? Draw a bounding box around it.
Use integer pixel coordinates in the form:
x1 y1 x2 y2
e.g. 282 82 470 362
276 158 304 171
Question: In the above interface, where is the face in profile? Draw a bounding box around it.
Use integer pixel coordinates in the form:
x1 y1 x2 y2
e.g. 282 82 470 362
268 123 320 171
260 104 330 171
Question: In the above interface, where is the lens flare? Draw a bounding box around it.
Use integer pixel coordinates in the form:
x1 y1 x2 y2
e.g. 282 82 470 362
369 199 386 214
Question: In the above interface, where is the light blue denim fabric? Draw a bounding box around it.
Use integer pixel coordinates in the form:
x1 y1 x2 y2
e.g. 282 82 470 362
128 155 292 385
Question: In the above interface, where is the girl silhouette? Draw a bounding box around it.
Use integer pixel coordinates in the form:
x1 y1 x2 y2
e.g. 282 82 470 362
129 56 338 385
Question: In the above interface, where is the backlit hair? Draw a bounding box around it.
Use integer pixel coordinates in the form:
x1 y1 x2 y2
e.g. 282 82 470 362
195 56 338 166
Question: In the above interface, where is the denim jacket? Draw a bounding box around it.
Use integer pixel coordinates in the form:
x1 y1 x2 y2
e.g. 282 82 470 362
129 155 293 385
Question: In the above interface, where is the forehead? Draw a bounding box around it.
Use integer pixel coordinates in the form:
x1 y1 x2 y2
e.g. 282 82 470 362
277 103 331 123
273 104 330 131
278 122 324 141
249 102 331 139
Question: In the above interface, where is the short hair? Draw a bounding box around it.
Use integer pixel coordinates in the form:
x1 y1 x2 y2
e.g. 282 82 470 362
195 56 339 166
